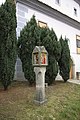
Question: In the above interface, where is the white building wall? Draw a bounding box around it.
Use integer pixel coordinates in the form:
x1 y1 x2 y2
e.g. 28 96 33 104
16 2 80 78
38 0 80 22
0 0 80 79
0 0 5 5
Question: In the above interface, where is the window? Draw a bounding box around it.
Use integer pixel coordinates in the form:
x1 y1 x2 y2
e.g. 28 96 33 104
76 35 80 54
55 0 60 5
38 21 47 28
76 72 80 80
74 8 77 16
77 40 80 48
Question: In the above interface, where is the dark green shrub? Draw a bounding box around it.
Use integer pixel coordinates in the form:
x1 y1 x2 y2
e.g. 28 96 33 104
18 15 37 85
0 0 17 90
36 27 61 85
58 36 71 82
18 16 61 85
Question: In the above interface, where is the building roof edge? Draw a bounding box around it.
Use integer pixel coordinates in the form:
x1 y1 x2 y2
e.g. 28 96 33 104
16 0 80 30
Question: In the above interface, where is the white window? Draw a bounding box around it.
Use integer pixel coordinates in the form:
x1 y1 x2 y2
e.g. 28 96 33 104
74 8 77 16
76 72 80 80
55 0 60 5
76 35 80 54
38 21 47 28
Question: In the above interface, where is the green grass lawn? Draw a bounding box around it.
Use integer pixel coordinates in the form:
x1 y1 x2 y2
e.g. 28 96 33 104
0 81 80 120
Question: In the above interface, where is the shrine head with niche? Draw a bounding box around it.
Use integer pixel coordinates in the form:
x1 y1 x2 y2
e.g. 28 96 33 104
32 46 48 67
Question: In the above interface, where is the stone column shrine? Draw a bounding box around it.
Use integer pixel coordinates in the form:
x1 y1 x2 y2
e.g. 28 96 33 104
32 46 48 104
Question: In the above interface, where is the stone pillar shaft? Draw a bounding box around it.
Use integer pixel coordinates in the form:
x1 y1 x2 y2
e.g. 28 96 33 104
34 67 46 104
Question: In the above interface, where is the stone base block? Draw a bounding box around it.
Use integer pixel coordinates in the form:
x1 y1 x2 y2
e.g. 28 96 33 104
34 99 47 105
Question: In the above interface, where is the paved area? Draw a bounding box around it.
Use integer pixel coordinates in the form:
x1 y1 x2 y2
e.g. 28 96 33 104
68 79 80 85
56 74 80 85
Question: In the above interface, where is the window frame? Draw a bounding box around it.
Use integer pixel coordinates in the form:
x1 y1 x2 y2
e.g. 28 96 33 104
74 7 77 16
38 21 47 28
76 35 80 54
55 0 60 5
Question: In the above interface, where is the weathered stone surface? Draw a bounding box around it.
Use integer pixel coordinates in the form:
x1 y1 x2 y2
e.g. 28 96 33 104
34 67 47 104
14 57 26 81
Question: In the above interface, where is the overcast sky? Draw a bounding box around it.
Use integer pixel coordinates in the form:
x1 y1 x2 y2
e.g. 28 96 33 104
0 0 5 5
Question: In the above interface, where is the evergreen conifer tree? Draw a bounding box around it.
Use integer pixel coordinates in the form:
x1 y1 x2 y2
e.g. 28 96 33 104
38 28 60 84
58 36 70 82
18 15 37 85
18 17 61 85
0 0 17 90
